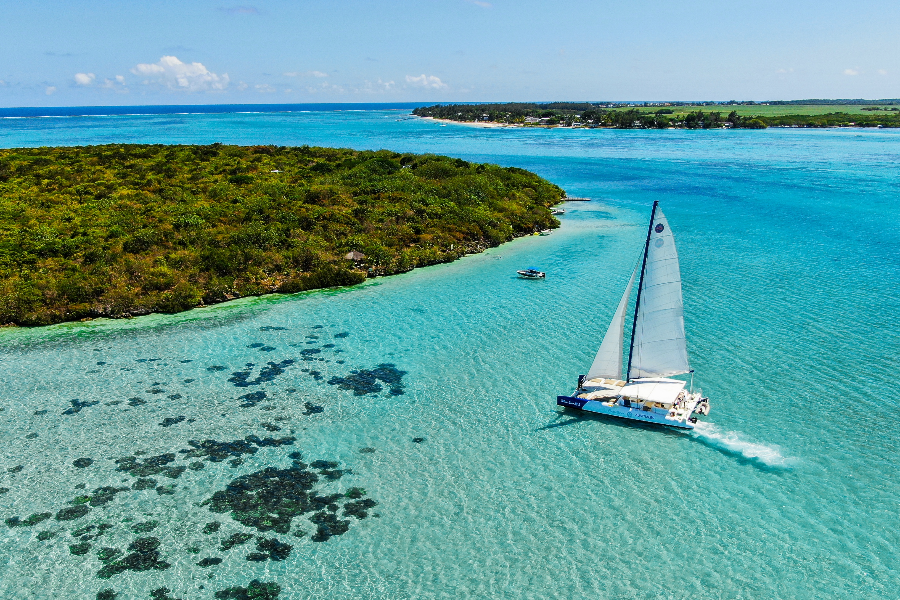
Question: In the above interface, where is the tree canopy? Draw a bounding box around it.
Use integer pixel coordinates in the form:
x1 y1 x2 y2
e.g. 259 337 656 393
0 144 563 326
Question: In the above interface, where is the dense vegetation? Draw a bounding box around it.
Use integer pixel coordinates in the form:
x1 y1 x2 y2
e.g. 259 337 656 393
0 144 563 326
413 102 900 128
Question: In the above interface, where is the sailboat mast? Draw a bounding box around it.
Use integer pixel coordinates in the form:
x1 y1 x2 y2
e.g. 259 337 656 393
626 201 658 382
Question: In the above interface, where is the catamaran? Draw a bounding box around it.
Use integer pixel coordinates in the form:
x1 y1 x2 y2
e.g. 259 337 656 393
557 201 710 429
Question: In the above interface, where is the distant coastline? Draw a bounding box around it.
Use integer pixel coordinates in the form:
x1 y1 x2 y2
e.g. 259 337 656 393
413 101 900 129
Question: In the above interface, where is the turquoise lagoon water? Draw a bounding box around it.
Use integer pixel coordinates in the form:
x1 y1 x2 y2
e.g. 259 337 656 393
1 110 899 599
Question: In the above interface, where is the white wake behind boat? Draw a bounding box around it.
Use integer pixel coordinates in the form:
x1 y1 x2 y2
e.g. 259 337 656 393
557 201 710 429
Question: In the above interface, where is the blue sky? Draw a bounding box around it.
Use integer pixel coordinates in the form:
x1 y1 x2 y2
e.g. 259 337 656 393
1 0 898 107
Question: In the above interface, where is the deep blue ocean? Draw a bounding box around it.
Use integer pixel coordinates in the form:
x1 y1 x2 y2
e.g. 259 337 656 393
1 106 898 599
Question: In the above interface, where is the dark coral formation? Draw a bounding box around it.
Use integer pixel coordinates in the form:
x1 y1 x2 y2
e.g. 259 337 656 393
97 537 170 579
345 487 366 499
310 511 350 542
228 360 295 388
202 521 221 534
205 467 318 534
56 505 90 521
150 587 183 600
133 478 157 491
238 391 267 408
327 363 406 396
63 399 99 415
178 435 295 463
202 456 372 543
131 520 158 533
214 580 281 600
85 486 130 507
73 458 94 468
198 557 222 567
3 512 51 528
250 537 292 561
220 532 254 551
159 416 186 427
115 454 182 478
302 402 324 415
97 547 123 562
344 498 378 519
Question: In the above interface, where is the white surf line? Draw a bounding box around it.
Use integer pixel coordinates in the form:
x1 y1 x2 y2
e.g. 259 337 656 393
690 421 797 468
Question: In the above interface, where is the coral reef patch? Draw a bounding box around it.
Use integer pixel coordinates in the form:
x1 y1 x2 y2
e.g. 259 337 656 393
63 399 99 415
214 580 281 600
97 536 170 579
327 363 407 396
228 360 295 388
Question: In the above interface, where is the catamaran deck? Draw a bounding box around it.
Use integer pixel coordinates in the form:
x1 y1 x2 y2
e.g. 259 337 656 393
577 377 687 405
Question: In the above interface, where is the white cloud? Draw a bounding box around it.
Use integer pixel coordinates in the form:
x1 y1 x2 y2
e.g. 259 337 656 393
776 68 793 74
74 72 96 86
45 86 57 95
405 74 447 89
237 81 249 91
255 84 276 93
357 79 395 94
284 70 328 78
843 68 859 76
306 81 345 94
465 0 492 7
131 56 229 92
878 69 888 76
99 75 128 91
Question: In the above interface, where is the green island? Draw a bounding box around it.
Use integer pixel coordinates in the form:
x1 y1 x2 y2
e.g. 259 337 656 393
0 144 563 326
413 100 900 128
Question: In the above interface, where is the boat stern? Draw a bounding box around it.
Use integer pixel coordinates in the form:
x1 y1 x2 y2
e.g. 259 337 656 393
557 395 588 409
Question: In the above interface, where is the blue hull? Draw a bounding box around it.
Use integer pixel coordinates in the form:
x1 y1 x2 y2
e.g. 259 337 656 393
556 395 695 429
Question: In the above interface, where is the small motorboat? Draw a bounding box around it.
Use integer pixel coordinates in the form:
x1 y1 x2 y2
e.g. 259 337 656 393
517 268 546 279
550 208 566 215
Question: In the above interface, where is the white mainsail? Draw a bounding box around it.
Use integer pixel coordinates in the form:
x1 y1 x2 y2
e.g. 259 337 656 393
586 265 638 381
628 206 691 379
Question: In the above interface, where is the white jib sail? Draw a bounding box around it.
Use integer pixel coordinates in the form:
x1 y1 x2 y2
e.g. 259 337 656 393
586 265 638 381
628 206 691 379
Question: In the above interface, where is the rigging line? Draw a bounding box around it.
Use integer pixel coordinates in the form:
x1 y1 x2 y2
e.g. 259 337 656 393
626 200 658 382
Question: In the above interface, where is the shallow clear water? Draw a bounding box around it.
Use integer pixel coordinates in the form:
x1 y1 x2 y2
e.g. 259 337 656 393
1 111 898 599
